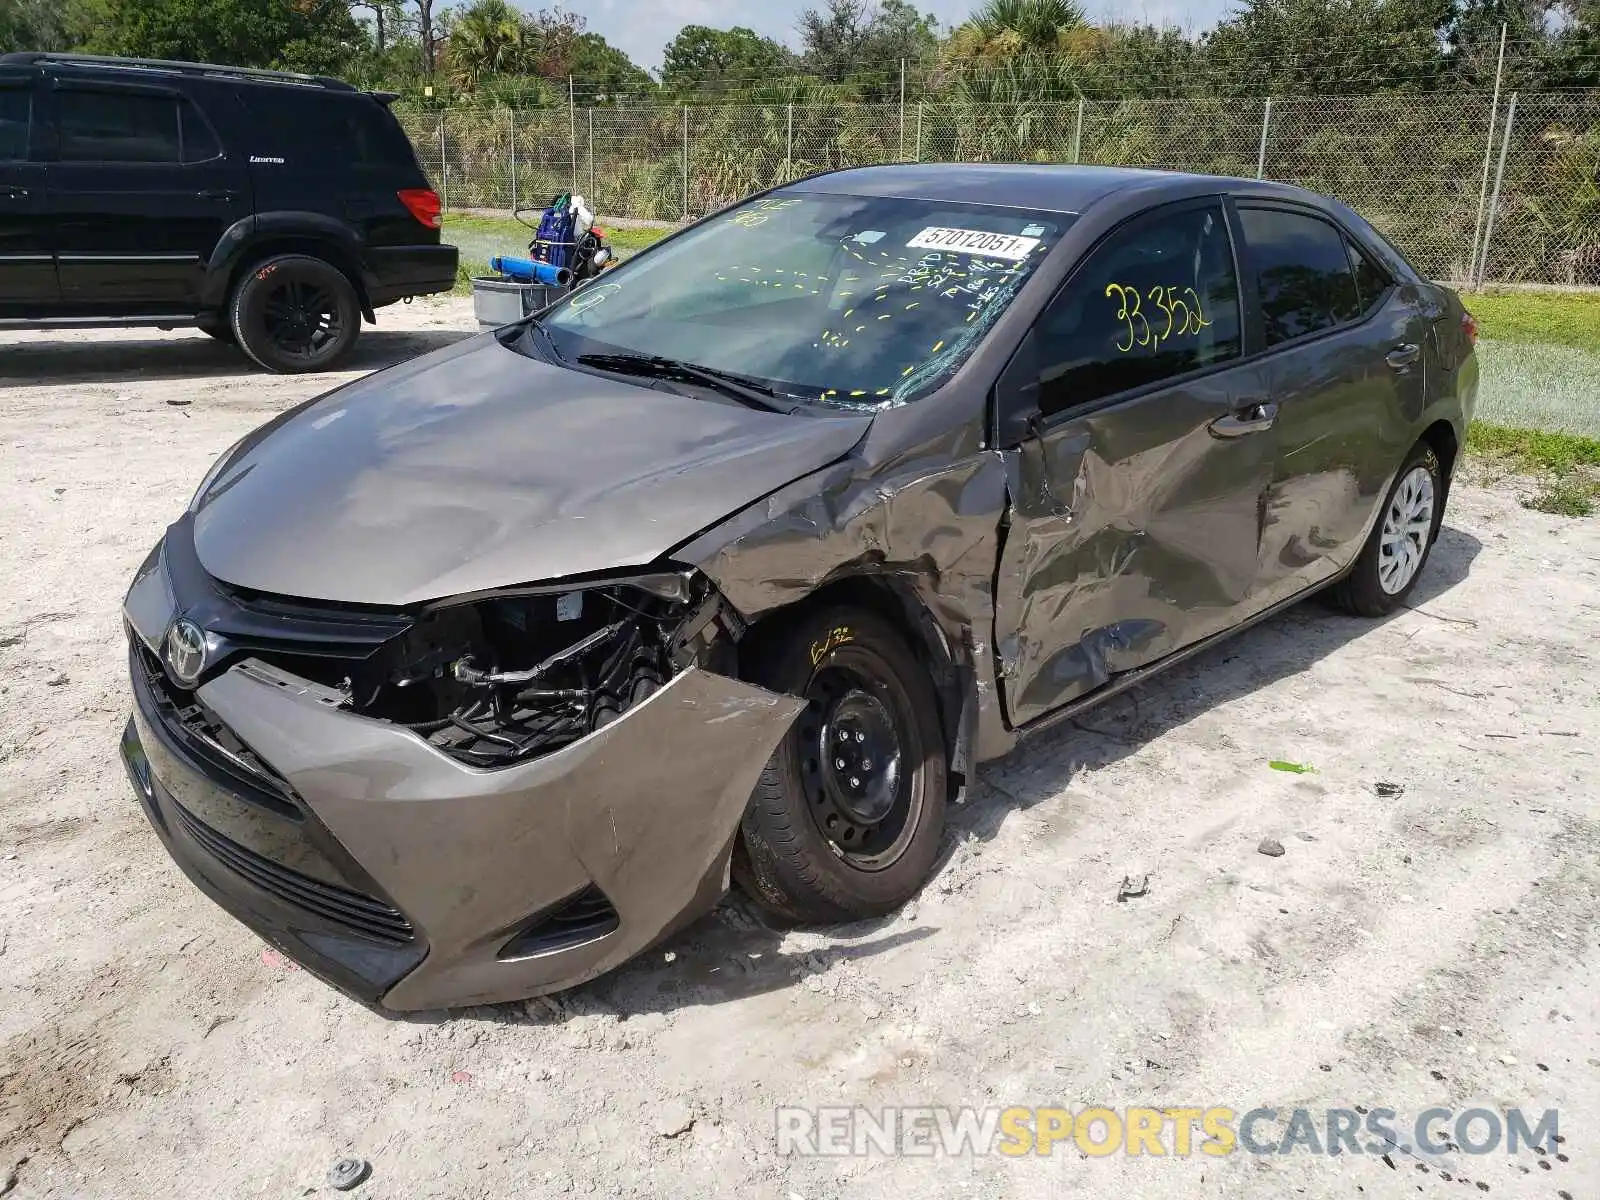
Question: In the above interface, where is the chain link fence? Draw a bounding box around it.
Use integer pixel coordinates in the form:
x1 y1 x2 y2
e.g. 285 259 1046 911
400 89 1600 288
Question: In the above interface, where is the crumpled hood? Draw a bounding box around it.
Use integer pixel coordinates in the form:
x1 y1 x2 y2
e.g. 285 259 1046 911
191 333 870 606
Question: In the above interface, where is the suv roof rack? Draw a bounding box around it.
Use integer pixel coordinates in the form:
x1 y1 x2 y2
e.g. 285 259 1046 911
0 52 357 92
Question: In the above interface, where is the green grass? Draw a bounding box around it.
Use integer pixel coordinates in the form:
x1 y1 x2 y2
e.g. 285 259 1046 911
442 213 670 292
1467 424 1600 472
444 213 669 253
1467 422 1600 516
1463 290 1600 351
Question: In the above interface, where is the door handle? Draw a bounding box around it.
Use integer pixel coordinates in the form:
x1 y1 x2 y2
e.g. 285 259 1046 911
1209 401 1279 439
198 188 240 201
1386 343 1422 370
0 185 28 198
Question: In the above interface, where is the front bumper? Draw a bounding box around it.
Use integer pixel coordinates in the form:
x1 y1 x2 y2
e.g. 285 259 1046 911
122 552 801 1011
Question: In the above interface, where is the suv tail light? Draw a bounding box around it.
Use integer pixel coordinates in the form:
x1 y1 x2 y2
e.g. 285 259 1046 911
398 188 442 229
1462 310 1478 346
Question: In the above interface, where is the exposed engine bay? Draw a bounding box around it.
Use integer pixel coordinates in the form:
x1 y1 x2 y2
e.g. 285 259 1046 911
337 572 737 768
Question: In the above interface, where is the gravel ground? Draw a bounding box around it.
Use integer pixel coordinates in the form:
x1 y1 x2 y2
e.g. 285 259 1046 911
1 299 1597 1200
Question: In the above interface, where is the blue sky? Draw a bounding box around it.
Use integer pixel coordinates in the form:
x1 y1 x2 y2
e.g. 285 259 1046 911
561 0 1234 73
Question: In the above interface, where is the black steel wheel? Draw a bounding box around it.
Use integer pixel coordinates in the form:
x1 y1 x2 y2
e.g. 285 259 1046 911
735 607 947 923
230 254 360 374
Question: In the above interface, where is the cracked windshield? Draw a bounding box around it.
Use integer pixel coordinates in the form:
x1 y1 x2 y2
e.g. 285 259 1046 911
538 192 1069 406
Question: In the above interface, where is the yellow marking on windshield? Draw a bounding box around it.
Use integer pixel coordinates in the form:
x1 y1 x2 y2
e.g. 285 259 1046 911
931 340 945 353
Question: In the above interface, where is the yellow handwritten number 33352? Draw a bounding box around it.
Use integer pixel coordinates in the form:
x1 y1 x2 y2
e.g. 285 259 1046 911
1105 283 1210 353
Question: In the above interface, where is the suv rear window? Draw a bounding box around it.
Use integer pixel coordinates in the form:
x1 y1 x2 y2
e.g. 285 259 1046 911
238 88 413 167
59 90 180 162
56 89 221 164
0 86 29 161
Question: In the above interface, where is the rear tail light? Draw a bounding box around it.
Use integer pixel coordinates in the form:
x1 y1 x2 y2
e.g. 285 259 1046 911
1462 311 1478 346
398 188 442 229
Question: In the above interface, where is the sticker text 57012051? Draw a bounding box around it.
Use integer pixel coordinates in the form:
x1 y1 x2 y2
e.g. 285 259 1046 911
907 228 1042 261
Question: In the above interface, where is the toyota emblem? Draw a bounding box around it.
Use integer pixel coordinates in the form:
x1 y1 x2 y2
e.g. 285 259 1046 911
164 618 207 687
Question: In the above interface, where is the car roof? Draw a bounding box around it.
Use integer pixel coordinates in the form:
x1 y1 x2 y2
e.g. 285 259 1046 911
0 52 359 94
785 162 1307 215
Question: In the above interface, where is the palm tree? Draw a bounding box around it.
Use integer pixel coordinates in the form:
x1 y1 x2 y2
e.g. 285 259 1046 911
444 0 528 89
949 0 1089 57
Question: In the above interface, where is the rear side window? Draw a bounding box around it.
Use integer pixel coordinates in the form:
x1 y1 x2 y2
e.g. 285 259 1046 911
0 86 29 161
1238 207 1361 345
58 89 222 164
59 91 181 162
239 89 413 167
180 102 222 162
1031 202 1243 415
1346 238 1390 312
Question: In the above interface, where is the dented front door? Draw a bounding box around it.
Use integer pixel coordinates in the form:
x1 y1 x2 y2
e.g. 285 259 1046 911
994 367 1276 726
992 197 1278 728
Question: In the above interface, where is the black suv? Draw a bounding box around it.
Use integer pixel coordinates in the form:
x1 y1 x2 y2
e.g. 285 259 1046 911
0 53 457 372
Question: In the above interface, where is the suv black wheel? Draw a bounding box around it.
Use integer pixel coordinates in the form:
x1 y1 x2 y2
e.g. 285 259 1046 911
734 607 948 924
1330 443 1443 617
230 254 361 373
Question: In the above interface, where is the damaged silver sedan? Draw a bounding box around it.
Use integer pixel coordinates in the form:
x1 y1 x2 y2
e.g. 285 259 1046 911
121 164 1477 1010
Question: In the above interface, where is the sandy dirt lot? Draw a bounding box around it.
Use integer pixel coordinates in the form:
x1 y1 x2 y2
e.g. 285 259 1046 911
1 299 1597 1200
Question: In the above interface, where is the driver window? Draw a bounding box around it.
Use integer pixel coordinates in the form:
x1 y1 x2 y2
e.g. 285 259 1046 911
1033 203 1242 417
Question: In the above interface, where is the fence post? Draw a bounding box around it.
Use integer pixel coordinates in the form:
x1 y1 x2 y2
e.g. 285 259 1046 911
437 112 447 211
915 100 923 162
1256 97 1272 179
1468 23 1509 285
568 77 578 195
1072 97 1084 164
508 108 517 214
1476 91 1518 291
587 107 595 202
786 102 794 171
681 105 689 221
899 58 907 161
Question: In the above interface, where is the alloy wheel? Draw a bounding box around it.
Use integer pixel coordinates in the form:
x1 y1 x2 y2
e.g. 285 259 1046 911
1378 464 1436 595
261 278 344 362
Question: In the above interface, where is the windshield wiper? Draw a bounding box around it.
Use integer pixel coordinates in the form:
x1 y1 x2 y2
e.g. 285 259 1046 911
576 353 795 413
523 318 565 363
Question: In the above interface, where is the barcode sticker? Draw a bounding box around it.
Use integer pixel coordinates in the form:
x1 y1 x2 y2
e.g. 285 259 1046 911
906 227 1042 260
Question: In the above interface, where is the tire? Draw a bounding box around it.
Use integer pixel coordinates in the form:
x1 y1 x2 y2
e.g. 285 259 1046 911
196 318 235 345
734 607 948 924
230 254 360 374
1330 443 1443 617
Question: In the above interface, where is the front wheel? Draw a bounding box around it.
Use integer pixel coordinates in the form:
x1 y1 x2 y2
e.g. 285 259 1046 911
230 254 361 374
1330 444 1442 616
734 607 947 924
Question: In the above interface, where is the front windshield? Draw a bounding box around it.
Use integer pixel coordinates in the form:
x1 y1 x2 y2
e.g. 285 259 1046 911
539 192 1070 407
